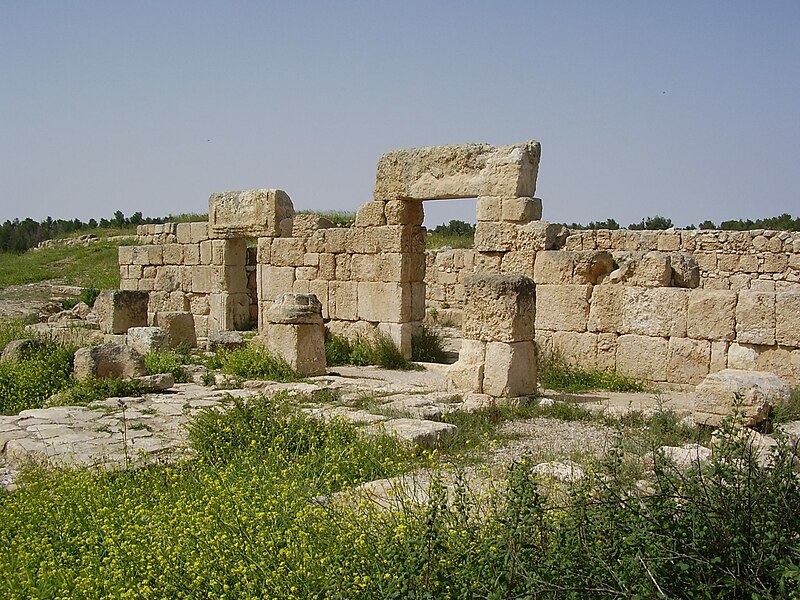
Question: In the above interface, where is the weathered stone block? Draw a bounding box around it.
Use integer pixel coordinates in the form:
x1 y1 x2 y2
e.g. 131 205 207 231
501 197 542 222
694 369 790 427
550 331 598 371
73 343 146 381
776 291 800 347
572 251 615 285
629 251 672 287
446 339 486 393
357 282 411 322
670 252 700 288
462 275 536 343
476 197 502 221
515 221 568 252
667 337 711 385
94 290 149 334
474 221 517 252
374 141 541 201
617 334 668 381
535 284 591 332
384 199 424 226
271 237 305 267
127 327 167 355
687 289 736 341
588 285 623 333
483 341 537 397
259 266 296 302
622 287 688 337
266 323 326 376
534 251 573 284
209 189 294 238
499 251 535 278
354 201 387 227
266 293 323 325
155 311 197 349
291 214 333 238
736 291 776 345
328 281 358 321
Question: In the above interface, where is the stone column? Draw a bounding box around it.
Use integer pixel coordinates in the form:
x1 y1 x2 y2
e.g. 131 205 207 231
447 274 536 397
265 293 326 376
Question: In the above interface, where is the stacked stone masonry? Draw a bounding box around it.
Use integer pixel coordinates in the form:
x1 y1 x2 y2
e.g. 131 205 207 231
119 140 800 387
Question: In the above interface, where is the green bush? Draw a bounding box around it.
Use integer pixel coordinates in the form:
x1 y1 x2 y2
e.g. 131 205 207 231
144 350 191 383
49 376 143 407
411 324 447 363
212 345 299 382
0 337 75 415
325 332 417 370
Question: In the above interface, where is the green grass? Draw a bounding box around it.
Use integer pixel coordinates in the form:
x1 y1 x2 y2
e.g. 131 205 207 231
204 344 301 382
426 231 474 249
0 238 131 288
410 325 448 363
325 332 419 370
144 349 192 383
538 352 647 393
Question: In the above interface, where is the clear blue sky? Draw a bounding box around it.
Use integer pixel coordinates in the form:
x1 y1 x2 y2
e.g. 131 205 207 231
2 1 798 229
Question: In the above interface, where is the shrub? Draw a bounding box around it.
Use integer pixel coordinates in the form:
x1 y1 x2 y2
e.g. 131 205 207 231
144 350 191 383
49 376 143 407
0 337 75 415
215 345 299 382
78 285 101 307
325 331 417 370
324 332 353 366
411 324 447 363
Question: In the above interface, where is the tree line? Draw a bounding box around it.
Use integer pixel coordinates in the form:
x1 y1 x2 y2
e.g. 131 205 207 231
0 211 163 254
565 213 800 232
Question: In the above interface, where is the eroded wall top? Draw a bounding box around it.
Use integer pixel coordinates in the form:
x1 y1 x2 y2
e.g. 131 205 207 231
373 141 541 201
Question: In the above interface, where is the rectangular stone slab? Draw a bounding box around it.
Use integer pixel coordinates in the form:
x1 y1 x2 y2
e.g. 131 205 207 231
209 189 294 238
373 141 541 201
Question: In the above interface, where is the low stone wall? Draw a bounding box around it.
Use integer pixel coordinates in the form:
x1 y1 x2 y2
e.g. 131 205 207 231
424 229 800 387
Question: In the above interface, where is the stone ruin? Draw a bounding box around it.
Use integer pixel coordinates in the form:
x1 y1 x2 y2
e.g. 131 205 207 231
112 139 800 394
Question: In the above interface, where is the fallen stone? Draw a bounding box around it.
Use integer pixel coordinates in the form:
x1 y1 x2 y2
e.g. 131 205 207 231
367 418 457 448
127 327 167 355
73 343 147 381
655 443 712 470
694 369 791 427
0 339 33 363
530 460 585 484
94 290 149 334
134 373 175 391
207 330 246 351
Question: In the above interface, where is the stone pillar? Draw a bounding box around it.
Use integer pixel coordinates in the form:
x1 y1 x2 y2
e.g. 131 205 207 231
265 293 326 376
447 274 537 397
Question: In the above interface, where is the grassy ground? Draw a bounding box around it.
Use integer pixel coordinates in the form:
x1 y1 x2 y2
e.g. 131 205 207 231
0 236 133 289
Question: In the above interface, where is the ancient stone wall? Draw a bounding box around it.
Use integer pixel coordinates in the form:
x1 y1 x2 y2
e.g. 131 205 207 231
424 229 800 386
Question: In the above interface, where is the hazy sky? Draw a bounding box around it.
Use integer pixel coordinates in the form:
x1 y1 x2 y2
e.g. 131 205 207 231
2 1 798 229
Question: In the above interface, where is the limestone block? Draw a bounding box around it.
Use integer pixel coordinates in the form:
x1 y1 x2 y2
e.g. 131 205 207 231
572 251 615 285
162 244 183 265
776 291 800 346
155 266 182 292
183 244 200 265
191 266 215 294
474 221 517 252
727 343 759 370
328 281 358 321
736 291 776 345
377 322 417 358
710 341 728 372
291 214 333 238
500 251 535 278
155 311 197 349
189 294 210 316
374 225 426 254
335 254 351 280
474 252 502 273
596 333 618 371
501 197 542 223
462 275 536 343
412 282 426 321
139 278 155 292
259 266 296 302
617 335 668 381
694 369 791 427
755 346 800 387
256 237 272 263
686 289 736 341
656 232 681 252
127 327 167 355
670 252 700 288
666 337 711 385
199 240 212 265
357 282 411 322
118 245 135 266
446 339 486 393
176 223 191 244
209 189 295 238
762 252 788 273
750 279 776 292
622 287 688 337
588 285 623 333
515 221 568 252
482 341 537 397
694 251 717 273
374 141 541 201
534 251 573 284
550 331 598 371
321 228 351 254
271 237 306 267
73 343 146 381
130 246 150 266
535 284 591 332
476 197 502 222
348 229 379 254
295 266 318 281
94 290 149 334
266 293 323 325
384 199 424 226
190 222 209 243
629 251 672 287
318 253 336 280
266 323 326 376
292 279 310 294
354 201 387 227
